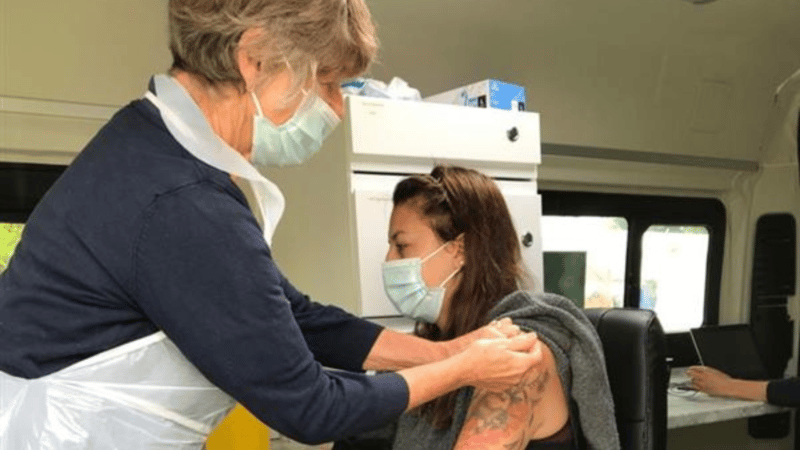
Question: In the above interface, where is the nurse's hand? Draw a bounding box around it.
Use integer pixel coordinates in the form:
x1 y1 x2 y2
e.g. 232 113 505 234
458 333 545 393
485 318 524 338
363 320 522 373
398 332 545 411
446 318 523 356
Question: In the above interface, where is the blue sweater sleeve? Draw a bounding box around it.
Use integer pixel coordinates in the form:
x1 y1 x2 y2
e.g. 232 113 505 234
131 182 408 444
766 377 800 407
280 276 384 372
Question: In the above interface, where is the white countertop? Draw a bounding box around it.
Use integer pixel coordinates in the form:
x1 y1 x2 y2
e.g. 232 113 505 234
667 368 789 429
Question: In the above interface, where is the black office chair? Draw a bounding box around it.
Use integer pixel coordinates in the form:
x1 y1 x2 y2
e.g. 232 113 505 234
584 308 668 450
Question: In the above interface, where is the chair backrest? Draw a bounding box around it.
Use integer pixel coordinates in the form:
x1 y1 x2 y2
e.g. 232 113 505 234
583 308 668 450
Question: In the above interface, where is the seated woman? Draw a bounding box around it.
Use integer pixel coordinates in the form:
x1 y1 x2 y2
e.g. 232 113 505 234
336 165 619 450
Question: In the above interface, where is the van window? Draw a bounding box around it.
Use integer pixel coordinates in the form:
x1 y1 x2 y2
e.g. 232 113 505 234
640 225 709 332
541 216 627 308
1 223 24 272
0 163 65 273
541 190 725 335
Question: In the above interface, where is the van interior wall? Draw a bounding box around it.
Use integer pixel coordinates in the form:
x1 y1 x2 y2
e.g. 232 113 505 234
741 74 800 379
366 0 800 163
0 0 170 165
721 163 800 374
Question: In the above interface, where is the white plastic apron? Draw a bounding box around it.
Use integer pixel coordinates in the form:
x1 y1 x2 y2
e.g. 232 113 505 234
0 332 236 449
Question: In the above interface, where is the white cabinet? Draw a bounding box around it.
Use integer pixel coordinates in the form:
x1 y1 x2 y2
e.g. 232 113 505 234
494 180 543 290
346 97 540 165
262 96 542 321
351 173 405 317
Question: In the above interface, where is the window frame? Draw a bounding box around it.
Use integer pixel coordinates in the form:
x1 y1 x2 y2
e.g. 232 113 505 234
541 190 726 329
0 162 66 222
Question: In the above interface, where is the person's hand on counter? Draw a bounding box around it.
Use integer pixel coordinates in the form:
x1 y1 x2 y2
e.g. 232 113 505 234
687 365 768 402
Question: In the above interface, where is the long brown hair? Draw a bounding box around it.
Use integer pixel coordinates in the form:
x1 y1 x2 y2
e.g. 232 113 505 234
392 165 529 428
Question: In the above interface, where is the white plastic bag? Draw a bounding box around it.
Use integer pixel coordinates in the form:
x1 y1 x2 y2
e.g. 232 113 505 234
341 77 422 101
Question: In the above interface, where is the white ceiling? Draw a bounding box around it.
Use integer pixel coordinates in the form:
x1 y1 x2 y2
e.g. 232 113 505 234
365 0 800 161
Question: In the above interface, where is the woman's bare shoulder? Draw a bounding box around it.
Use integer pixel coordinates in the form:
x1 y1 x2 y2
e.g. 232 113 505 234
453 343 569 450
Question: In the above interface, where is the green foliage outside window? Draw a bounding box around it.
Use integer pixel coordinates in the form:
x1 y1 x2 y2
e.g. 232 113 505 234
1 224 24 272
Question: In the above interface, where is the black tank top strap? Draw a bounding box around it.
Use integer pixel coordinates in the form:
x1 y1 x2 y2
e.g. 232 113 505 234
526 399 589 450
525 419 573 450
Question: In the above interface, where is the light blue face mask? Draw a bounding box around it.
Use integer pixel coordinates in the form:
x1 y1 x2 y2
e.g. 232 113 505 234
381 241 462 323
250 90 340 167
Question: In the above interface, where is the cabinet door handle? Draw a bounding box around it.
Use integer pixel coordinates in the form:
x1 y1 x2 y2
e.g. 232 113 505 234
521 232 534 248
507 127 519 142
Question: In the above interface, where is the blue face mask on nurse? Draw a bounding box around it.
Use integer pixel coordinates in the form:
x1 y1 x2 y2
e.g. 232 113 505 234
243 55 345 169
250 85 340 167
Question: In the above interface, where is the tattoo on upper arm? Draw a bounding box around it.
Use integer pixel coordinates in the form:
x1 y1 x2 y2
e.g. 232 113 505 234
466 368 551 434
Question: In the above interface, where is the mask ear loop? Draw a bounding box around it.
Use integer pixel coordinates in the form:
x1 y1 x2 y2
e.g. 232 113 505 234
421 233 465 264
437 262 463 288
251 91 265 117
282 55 315 110
421 234 465 287
249 55 272 118
421 241 450 264
440 233 466 287
250 55 309 121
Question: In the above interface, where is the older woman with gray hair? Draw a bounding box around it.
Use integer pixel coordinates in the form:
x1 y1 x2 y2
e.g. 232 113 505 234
0 1 544 449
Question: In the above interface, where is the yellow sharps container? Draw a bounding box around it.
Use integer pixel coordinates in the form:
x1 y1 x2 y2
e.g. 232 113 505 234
206 404 271 449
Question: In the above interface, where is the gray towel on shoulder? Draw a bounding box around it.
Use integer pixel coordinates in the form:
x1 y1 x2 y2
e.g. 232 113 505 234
488 291 620 450
391 290 619 450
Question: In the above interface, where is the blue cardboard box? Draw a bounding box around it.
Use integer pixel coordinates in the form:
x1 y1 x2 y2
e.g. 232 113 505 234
424 79 527 111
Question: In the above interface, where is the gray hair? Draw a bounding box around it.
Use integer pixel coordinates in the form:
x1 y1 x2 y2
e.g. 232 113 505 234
168 0 378 95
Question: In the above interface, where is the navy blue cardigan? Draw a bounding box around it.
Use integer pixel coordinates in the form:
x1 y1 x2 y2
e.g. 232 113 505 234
0 96 407 443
